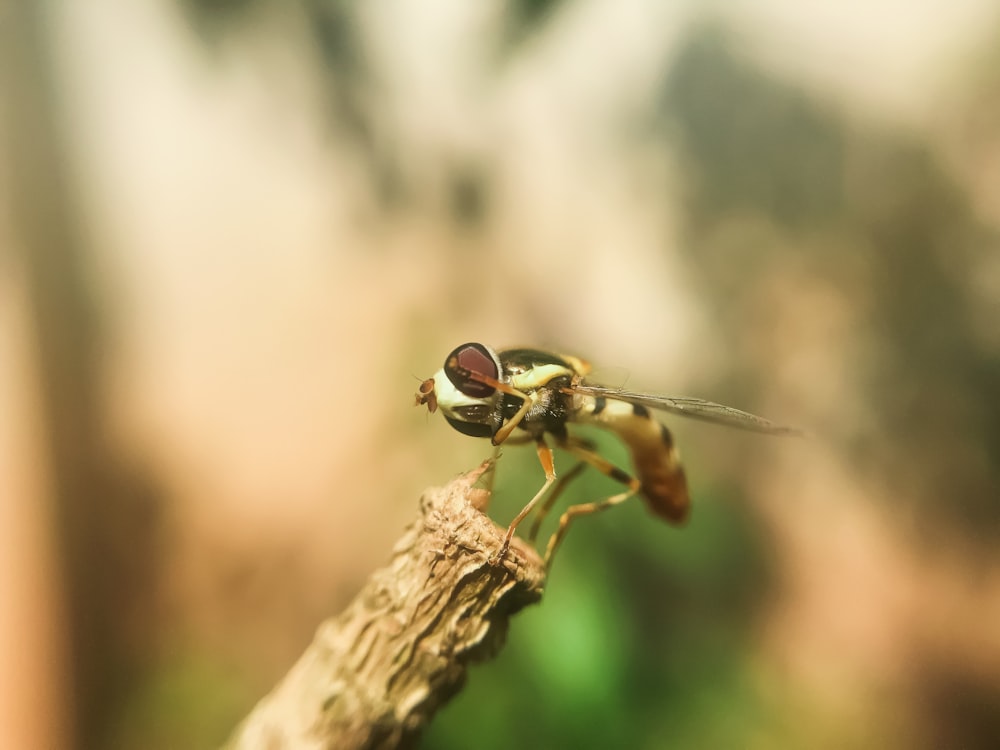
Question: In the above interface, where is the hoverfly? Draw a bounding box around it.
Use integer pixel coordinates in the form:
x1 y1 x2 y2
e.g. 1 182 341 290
415 342 799 566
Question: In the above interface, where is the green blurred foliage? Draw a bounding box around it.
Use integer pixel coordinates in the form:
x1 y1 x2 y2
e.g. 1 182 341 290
112 650 254 750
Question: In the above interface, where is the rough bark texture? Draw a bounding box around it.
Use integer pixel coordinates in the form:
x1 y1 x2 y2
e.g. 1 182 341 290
225 461 546 750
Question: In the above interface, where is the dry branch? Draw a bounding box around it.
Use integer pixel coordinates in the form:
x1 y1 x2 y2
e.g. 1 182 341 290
224 460 547 750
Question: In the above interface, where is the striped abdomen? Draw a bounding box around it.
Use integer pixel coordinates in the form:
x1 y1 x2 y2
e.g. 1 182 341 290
573 395 690 523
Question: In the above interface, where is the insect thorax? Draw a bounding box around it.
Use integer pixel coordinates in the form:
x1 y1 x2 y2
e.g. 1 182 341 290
501 374 574 438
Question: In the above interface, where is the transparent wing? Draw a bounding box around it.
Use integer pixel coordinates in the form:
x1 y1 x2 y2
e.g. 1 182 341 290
571 383 803 436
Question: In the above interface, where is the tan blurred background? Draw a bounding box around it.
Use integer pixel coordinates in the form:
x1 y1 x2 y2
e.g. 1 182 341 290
2 0 1000 748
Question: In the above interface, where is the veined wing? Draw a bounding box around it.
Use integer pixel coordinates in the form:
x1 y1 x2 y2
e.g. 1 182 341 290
571 383 803 436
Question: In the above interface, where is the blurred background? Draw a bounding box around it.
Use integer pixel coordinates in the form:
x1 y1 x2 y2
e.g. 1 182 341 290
2 0 1000 748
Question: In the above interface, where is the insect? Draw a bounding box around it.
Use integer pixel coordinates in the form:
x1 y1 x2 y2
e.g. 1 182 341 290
415 342 799 566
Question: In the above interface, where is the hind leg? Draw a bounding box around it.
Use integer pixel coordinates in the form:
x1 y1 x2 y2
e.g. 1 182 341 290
526 461 587 543
543 442 640 568
490 437 557 564
526 434 601 541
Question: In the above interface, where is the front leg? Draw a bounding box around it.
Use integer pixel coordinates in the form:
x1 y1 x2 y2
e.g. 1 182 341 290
491 391 536 445
489 437 557 565
448 361 536 446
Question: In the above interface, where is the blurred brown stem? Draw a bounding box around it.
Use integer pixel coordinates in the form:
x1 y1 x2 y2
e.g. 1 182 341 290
224 461 546 750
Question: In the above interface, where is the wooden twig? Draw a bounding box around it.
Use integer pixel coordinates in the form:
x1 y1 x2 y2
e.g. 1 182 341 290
224 460 547 750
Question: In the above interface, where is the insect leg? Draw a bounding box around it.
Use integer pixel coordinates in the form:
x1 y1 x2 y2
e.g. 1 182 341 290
492 437 556 563
481 432 534 509
495 433 535 446
448 363 535 446
526 461 586 542
542 443 641 567
475 446 501 512
491 391 536 445
525 433 599 541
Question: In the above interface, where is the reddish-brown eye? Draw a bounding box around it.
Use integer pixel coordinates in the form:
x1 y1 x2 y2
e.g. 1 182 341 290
444 342 499 398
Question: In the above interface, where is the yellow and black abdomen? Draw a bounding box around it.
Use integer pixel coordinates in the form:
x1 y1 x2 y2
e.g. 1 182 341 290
573 395 690 524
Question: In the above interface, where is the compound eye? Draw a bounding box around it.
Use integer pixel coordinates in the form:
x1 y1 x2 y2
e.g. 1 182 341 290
444 342 499 398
